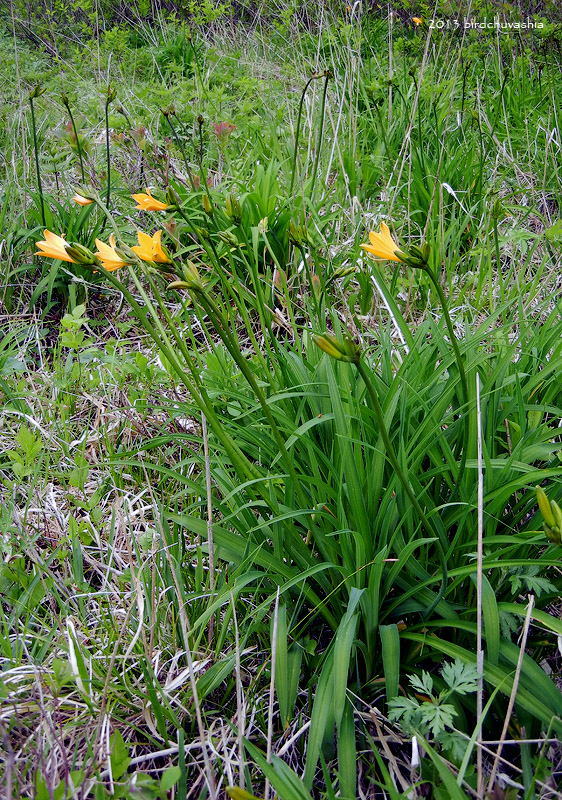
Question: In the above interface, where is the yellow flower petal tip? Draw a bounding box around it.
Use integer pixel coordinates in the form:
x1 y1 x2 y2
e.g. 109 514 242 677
132 229 171 263
94 234 129 272
132 189 169 212
72 193 94 206
360 222 402 262
35 230 76 263
412 16 422 25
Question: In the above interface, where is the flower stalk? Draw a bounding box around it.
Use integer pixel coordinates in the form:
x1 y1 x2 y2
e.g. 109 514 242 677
310 70 332 202
289 72 326 197
29 87 46 227
62 93 86 183
104 86 117 210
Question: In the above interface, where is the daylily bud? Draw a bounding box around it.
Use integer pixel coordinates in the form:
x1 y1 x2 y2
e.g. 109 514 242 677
401 244 430 268
325 265 356 289
312 331 361 364
168 260 203 292
29 85 46 99
258 217 269 234
225 194 242 224
107 86 117 104
115 244 135 261
196 227 210 240
288 220 309 246
166 187 179 210
491 199 505 221
544 527 562 545
64 243 96 264
217 230 239 247
168 280 191 290
536 485 555 528
311 274 321 298
331 266 356 279
551 499 562 533
313 332 344 360
184 260 204 289
159 244 173 263
202 194 214 216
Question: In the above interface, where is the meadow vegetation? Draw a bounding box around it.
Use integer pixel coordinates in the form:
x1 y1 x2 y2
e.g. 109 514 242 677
2 1 562 797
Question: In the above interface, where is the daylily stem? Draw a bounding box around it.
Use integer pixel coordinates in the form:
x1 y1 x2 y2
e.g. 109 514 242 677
164 112 198 193
105 93 113 210
64 98 86 183
29 96 45 227
310 70 331 202
289 73 325 197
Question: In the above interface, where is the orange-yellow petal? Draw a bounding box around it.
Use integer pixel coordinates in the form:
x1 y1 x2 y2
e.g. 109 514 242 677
132 189 169 212
360 222 402 262
151 230 170 263
131 230 155 261
35 230 76 262
72 193 94 206
131 230 171 263
412 16 422 25
94 234 128 271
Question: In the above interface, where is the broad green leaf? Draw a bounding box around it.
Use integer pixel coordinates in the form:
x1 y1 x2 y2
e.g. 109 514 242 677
110 729 131 780
380 623 400 701
160 766 181 792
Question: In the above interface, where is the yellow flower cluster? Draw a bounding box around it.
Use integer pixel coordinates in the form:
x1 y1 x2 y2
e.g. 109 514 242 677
37 188 413 286
35 189 172 272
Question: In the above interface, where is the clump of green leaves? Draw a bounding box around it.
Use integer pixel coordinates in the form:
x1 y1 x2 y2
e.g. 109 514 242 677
388 659 480 756
5 424 43 480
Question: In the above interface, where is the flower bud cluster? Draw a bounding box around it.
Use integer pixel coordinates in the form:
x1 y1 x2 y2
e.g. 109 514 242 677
536 486 562 545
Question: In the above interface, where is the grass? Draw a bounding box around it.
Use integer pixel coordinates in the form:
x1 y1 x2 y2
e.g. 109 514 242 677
2 2 562 798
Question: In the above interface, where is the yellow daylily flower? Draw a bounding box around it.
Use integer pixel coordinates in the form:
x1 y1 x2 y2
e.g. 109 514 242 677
361 222 403 262
94 234 129 272
35 230 76 263
72 193 94 206
412 16 422 25
131 189 169 212
132 230 171 263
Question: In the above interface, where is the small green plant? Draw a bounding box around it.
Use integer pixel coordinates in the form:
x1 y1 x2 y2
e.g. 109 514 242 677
5 424 43 480
58 303 90 351
388 659 480 752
